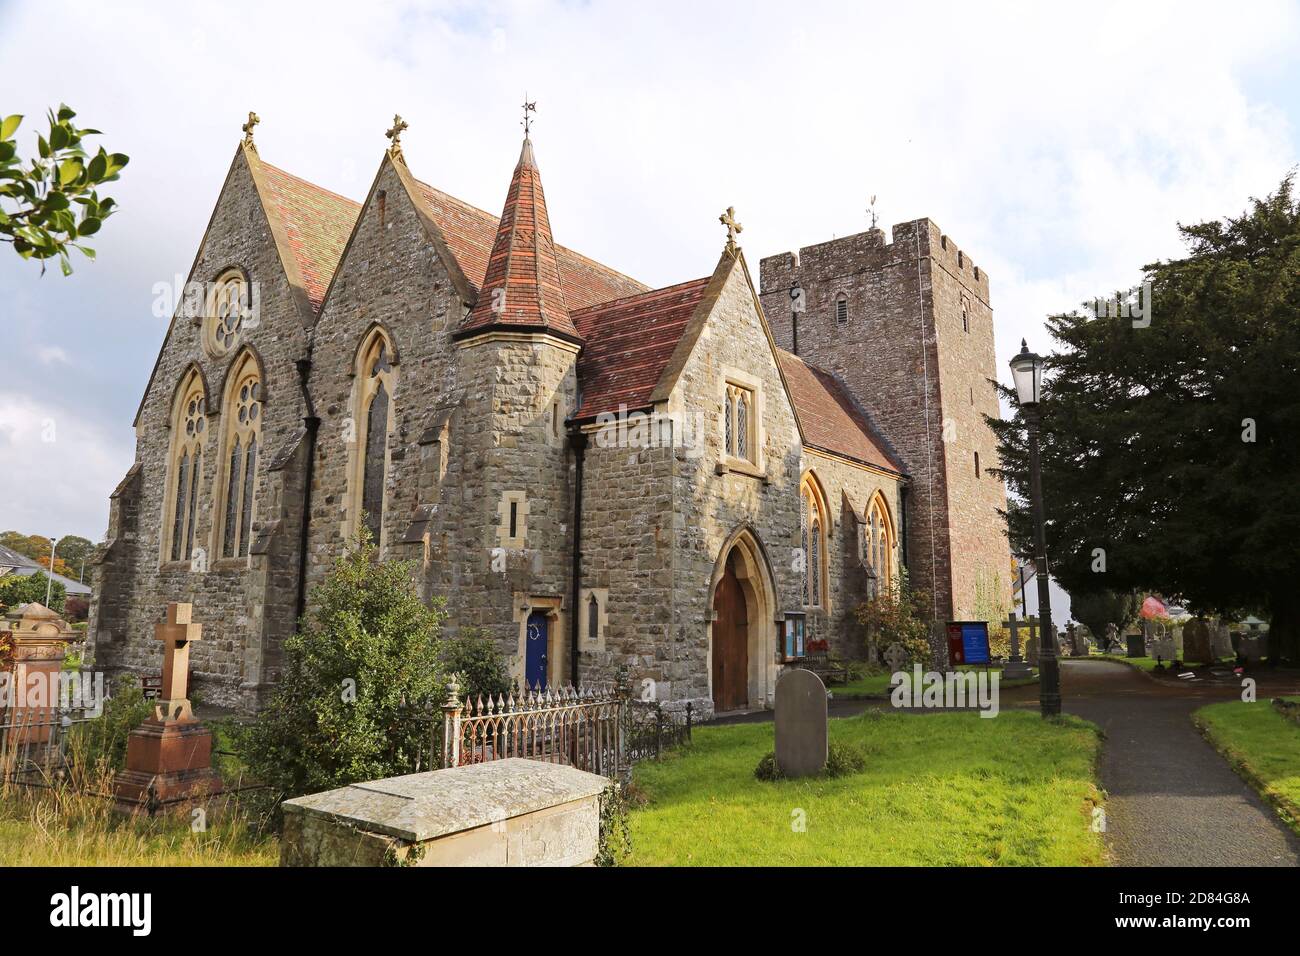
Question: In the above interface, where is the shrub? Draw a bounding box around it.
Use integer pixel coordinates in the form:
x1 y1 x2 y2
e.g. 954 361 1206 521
438 628 511 703
855 569 934 669
0 572 66 613
754 741 867 781
63 596 89 621
235 534 447 810
67 677 154 781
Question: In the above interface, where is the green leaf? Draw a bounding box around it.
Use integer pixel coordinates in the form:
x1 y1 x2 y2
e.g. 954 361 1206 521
77 245 96 260
58 158 82 185
78 216 101 236
0 115 21 140
59 254 72 276
37 135 49 159
56 105 75 121
49 124 69 151
86 153 106 181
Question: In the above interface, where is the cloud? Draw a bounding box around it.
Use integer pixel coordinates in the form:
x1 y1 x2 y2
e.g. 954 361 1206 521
0 0 1296 538
0 393 131 540
35 346 71 366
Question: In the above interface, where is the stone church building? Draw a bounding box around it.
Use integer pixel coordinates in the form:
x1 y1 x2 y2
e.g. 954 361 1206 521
90 118 1008 716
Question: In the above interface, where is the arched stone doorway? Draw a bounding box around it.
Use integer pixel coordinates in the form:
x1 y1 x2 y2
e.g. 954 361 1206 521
708 527 778 713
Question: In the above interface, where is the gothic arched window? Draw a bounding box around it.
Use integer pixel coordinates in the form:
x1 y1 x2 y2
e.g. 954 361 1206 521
724 382 756 464
866 492 895 597
587 593 600 642
204 269 248 359
350 328 396 547
217 352 262 559
165 370 207 563
800 474 828 608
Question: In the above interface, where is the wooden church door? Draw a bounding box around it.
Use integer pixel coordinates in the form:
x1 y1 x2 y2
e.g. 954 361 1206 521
712 553 749 712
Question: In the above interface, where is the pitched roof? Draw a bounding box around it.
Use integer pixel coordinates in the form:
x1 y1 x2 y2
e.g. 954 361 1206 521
258 162 361 313
573 276 713 420
414 178 646 311
777 350 906 474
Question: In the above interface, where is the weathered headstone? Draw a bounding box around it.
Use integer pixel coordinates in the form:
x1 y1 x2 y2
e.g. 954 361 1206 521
1239 636 1266 663
1067 622 1089 657
1182 619 1213 664
1212 625 1234 661
882 643 908 675
1125 631 1145 658
774 669 828 779
1024 617 1040 666
1001 613 1033 680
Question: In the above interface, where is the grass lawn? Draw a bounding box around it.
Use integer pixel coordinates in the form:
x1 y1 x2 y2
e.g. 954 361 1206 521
625 709 1106 866
1091 655 1162 673
1194 697 1300 835
835 665 1038 699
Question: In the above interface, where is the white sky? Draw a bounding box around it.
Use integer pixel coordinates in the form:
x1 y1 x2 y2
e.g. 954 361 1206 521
1 0 1298 542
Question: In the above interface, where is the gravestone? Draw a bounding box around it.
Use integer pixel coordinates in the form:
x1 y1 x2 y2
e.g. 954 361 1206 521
882 642 908 675
774 669 828 779
1182 619 1213 664
1067 622 1089 657
1212 625 1234 660
114 603 222 811
1103 623 1119 654
0 603 74 745
1125 631 1145 658
1239 636 1266 663
1024 617 1040 666
1001 613 1033 680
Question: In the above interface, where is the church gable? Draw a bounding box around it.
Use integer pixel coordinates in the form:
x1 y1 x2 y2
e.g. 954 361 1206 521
305 151 472 568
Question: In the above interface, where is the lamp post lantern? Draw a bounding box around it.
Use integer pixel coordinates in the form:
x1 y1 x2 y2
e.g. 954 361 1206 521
1010 340 1060 717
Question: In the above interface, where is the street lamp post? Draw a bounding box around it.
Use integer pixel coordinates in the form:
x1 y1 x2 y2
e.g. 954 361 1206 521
1009 340 1061 717
46 534 61 608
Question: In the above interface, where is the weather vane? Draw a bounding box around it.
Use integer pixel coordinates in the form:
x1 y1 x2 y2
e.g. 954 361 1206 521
719 206 743 253
521 97 537 137
241 111 260 151
386 114 409 164
868 194 878 230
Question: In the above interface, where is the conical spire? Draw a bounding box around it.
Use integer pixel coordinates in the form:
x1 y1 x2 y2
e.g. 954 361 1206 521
459 136 577 340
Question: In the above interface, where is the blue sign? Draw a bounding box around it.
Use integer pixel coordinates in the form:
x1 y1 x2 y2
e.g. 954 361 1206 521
946 621 991 665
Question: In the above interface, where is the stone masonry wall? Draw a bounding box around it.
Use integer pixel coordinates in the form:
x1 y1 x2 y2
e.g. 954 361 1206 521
90 148 311 708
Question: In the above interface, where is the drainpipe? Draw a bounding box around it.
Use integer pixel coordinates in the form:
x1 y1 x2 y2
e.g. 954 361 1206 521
899 483 910 571
294 356 319 622
567 424 588 687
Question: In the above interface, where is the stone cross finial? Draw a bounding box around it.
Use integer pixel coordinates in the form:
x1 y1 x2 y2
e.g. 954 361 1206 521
521 97 536 137
719 206 743 253
386 114 409 164
868 194 878 230
241 111 260 150
154 602 203 722
883 642 907 673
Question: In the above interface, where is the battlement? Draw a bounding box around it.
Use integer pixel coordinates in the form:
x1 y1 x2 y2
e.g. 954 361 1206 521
758 218 991 304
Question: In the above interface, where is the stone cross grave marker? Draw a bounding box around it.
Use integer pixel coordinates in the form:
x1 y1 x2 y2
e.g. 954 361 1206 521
1001 613 1033 679
883 642 908 674
774 669 828 779
1024 616 1040 665
155 602 203 722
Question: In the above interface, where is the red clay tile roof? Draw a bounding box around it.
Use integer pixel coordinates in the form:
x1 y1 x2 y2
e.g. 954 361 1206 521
415 178 647 311
778 350 905 473
461 139 575 337
258 162 361 312
573 277 712 420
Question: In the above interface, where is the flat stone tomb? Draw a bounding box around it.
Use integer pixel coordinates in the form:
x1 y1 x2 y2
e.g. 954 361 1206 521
281 758 610 867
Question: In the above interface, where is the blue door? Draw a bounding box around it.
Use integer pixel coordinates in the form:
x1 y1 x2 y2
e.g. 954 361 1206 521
525 611 549 690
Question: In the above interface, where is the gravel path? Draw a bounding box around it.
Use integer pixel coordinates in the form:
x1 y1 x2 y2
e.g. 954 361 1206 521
1060 659 1300 867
